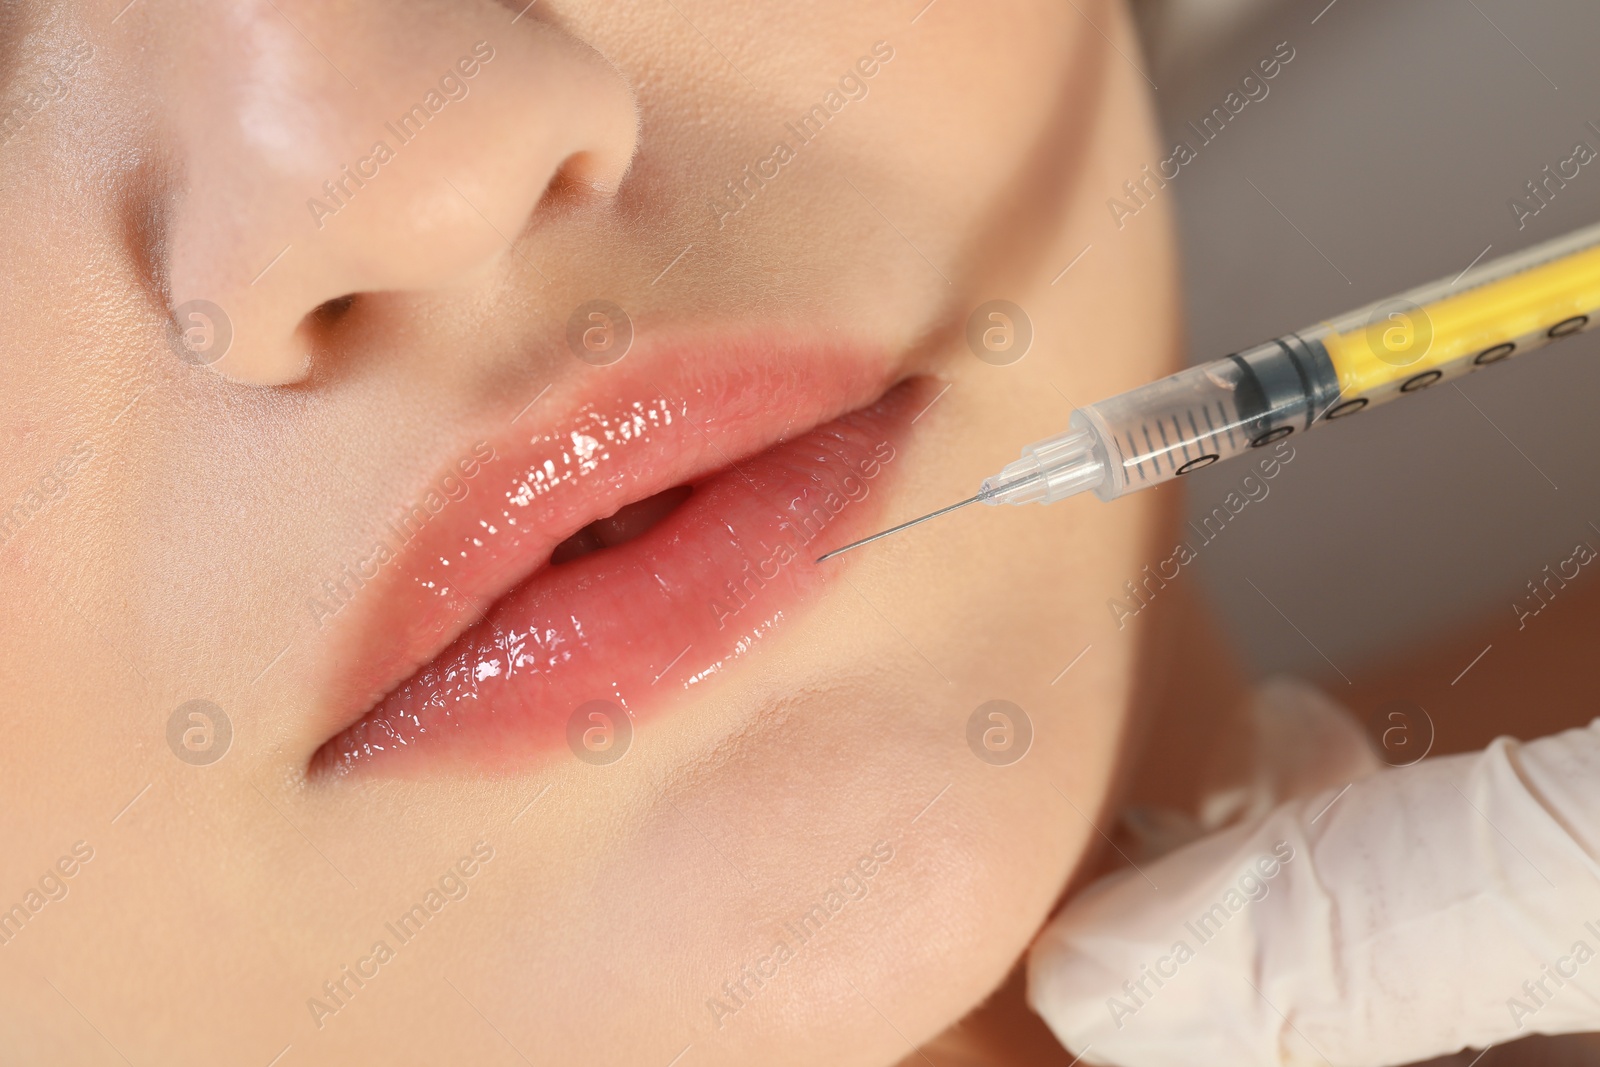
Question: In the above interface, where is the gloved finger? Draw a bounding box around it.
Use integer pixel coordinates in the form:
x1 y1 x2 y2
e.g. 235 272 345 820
1028 719 1600 1067
1123 676 1383 862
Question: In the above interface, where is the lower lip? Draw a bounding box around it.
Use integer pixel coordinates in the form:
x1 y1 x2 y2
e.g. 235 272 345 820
312 381 924 776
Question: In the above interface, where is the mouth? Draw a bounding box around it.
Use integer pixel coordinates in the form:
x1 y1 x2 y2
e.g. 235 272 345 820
310 338 930 777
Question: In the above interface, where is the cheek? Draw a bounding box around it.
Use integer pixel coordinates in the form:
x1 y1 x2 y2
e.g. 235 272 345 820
857 3 1076 229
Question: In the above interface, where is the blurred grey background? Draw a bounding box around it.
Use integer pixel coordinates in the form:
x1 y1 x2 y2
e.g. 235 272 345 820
1143 0 1600 681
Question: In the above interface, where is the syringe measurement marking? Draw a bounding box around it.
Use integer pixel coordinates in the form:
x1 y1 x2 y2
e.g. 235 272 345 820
1199 405 1221 453
1218 401 1238 449
1126 433 1148 481
1178 414 1197 464
1142 425 1158 475
1107 433 1132 483
1170 416 1192 467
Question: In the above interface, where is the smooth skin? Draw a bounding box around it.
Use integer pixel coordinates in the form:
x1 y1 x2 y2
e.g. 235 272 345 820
0 1 1190 1063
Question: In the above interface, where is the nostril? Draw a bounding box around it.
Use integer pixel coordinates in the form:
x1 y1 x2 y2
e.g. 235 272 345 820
159 9 640 387
312 294 358 324
542 151 631 209
304 292 362 343
277 294 362 383
542 169 596 211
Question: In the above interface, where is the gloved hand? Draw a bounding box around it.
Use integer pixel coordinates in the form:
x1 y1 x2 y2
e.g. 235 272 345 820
1028 682 1600 1067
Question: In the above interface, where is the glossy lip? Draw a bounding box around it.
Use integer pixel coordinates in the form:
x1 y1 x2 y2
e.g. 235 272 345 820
310 336 928 777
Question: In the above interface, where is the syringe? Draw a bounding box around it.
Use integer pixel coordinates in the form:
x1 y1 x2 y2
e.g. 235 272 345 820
819 220 1600 562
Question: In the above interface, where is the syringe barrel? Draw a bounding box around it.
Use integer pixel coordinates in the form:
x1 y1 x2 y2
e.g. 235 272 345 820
1311 218 1600 409
1066 219 1600 502
1081 335 1338 500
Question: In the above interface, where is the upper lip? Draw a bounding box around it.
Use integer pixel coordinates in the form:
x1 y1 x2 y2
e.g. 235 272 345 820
310 331 909 747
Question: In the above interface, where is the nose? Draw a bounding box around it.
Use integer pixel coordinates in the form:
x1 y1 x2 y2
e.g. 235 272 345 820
158 1 639 385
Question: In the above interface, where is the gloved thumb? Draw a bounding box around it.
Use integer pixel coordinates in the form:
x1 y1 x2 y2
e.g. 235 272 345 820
1029 718 1600 1066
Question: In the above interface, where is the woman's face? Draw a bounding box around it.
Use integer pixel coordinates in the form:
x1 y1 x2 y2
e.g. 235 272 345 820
0 1 1178 1062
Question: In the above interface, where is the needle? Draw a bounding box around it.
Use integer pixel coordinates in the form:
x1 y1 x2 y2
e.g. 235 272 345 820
815 493 986 563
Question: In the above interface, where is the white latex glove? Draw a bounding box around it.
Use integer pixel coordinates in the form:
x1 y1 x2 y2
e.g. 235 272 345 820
1029 693 1600 1066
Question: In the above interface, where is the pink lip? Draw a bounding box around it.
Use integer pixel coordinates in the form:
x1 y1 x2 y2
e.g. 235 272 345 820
310 339 927 777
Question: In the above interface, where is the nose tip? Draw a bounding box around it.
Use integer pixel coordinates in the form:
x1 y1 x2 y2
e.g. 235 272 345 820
160 11 639 386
